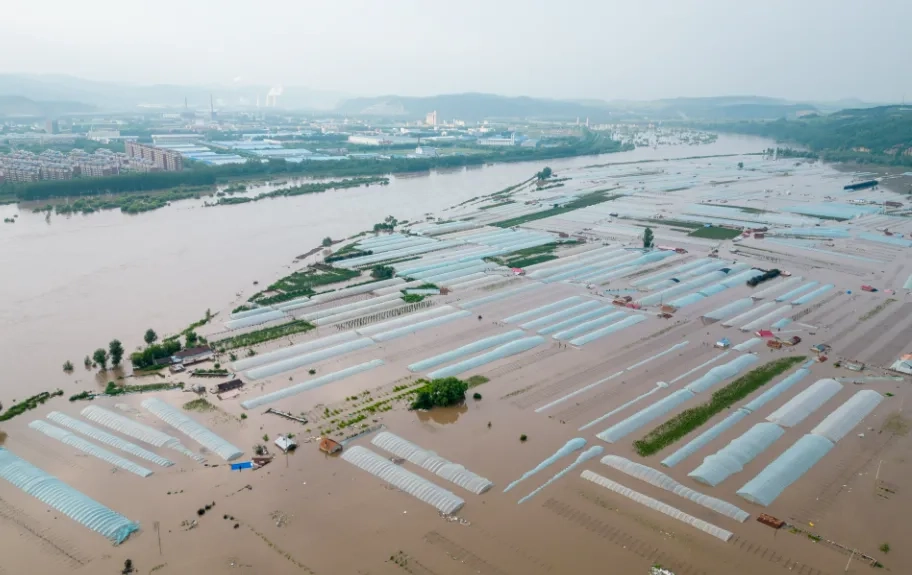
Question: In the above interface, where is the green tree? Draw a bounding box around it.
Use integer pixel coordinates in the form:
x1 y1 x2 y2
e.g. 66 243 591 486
371 265 395 280
411 377 469 410
93 348 109 370
84 355 92 368
144 328 158 344
537 166 553 180
737 161 744 169
643 227 654 248
109 340 124 367
186 330 199 347
62 360 74 373
322 236 333 247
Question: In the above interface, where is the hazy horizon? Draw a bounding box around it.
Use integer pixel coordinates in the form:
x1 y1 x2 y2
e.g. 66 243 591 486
1 0 910 103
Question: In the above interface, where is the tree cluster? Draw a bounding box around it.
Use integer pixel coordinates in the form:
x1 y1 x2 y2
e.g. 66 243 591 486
410 377 469 410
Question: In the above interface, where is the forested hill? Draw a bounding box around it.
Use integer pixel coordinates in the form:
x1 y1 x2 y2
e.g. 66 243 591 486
706 106 912 165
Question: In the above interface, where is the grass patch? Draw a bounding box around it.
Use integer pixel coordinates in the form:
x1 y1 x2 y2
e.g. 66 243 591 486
491 190 621 228
636 218 703 229
249 265 360 305
633 356 806 456
687 226 743 240
183 398 218 412
484 241 571 268
401 293 425 303
0 390 64 421
213 319 315 351
466 375 490 388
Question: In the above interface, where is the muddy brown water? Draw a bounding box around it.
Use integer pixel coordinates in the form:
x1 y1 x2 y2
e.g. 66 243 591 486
5 134 911 574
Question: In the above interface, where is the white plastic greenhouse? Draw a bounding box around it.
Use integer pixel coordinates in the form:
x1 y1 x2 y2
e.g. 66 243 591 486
244 337 375 380
224 310 287 330
581 470 733 542
241 360 384 409
577 384 664 431
232 331 361 372
791 284 834 306
720 301 776 327
517 446 604 504
277 278 406 312
667 292 707 308
356 306 454 336
0 448 139 544
460 284 545 310
742 366 811 413
341 446 465 514
740 305 793 332
600 455 749 522
28 420 154 477
661 409 748 468
371 310 471 342
504 437 587 492
774 281 819 303
737 434 834 506
596 389 695 443
300 293 404 321
528 250 625 279
408 331 525 372
702 298 754 322
537 306 611 335
631 258 713 287
685 355 758 394
371 432 493 494
426 336 545 379
81 405 179 447
766 378 842 427
141 399 243 461
520 301 602 330
688 422 785 486
810 390 883 443
46 411 174 467
569 314 647 346
502 297 583 324
732 337 762 351
750 276 803 300
551 311 627 341
229 306 275 320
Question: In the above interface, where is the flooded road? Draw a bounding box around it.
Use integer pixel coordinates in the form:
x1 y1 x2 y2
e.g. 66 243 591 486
0 135 767 400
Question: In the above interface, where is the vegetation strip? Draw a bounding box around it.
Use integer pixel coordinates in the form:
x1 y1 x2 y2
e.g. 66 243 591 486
0 390 64 421
213 320 315 351
491 190 622 228
687 226 743 240
249 264 360 305
633 356 806 456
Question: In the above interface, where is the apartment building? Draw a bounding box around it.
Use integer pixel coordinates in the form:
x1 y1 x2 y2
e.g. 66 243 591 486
124 142 183 171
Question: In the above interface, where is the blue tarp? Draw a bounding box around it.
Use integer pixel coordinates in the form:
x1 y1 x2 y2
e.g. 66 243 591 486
231 461 253 471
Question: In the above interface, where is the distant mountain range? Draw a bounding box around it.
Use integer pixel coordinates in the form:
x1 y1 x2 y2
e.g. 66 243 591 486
0 74 884 122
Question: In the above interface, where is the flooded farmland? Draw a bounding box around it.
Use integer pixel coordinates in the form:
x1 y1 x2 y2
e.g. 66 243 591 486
1 134 910 575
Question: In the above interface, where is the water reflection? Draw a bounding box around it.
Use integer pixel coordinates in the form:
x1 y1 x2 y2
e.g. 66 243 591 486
416 403 468 425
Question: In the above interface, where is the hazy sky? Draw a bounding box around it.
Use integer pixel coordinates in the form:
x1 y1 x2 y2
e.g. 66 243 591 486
1 0 910 102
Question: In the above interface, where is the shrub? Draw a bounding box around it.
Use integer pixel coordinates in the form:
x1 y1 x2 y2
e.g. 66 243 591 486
240 413 247 420
62 360 74 373
262 434 269 442
520 434 528 442
197 508 205 516
371 265 395 280
473 392 482 400
880 543 890 554
308 368 316 375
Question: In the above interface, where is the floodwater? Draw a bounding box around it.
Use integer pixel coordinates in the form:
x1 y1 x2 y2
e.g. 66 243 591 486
1 137 911 574
0 135 765 400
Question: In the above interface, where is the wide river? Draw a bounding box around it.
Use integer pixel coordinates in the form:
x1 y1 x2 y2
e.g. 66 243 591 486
0 135 769 399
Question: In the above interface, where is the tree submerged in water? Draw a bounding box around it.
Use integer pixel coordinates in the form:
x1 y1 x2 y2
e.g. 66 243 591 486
410 377 469 410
